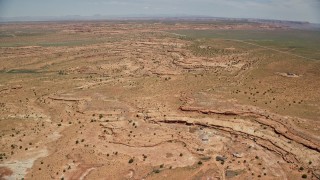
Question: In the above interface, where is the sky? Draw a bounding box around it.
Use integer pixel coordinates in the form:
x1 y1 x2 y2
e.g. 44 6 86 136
0 0 319 23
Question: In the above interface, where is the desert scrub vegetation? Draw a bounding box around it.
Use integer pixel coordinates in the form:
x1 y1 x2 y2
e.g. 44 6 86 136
128 158 134 163
189 43 235 57
302 174 307 178
0 153 7 160
153 169 161 173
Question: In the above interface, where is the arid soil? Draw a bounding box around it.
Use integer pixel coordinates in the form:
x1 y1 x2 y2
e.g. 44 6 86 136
0 21 319 180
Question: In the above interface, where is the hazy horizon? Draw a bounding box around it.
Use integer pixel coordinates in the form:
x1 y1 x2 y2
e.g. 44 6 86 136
0 0 320 23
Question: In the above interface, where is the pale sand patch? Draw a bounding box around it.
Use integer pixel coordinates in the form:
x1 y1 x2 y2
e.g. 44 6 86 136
1 149 48 180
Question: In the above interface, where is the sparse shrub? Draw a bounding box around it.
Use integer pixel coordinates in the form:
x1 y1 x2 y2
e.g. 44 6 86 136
128 158 134 163
302 174 307 178
154 169 160 173
58 71 65 75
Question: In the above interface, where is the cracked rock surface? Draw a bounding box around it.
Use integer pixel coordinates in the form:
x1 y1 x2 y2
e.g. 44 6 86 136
0 21 320 180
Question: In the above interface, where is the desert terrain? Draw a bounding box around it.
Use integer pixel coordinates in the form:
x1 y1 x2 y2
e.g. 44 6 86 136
0 20 320 179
